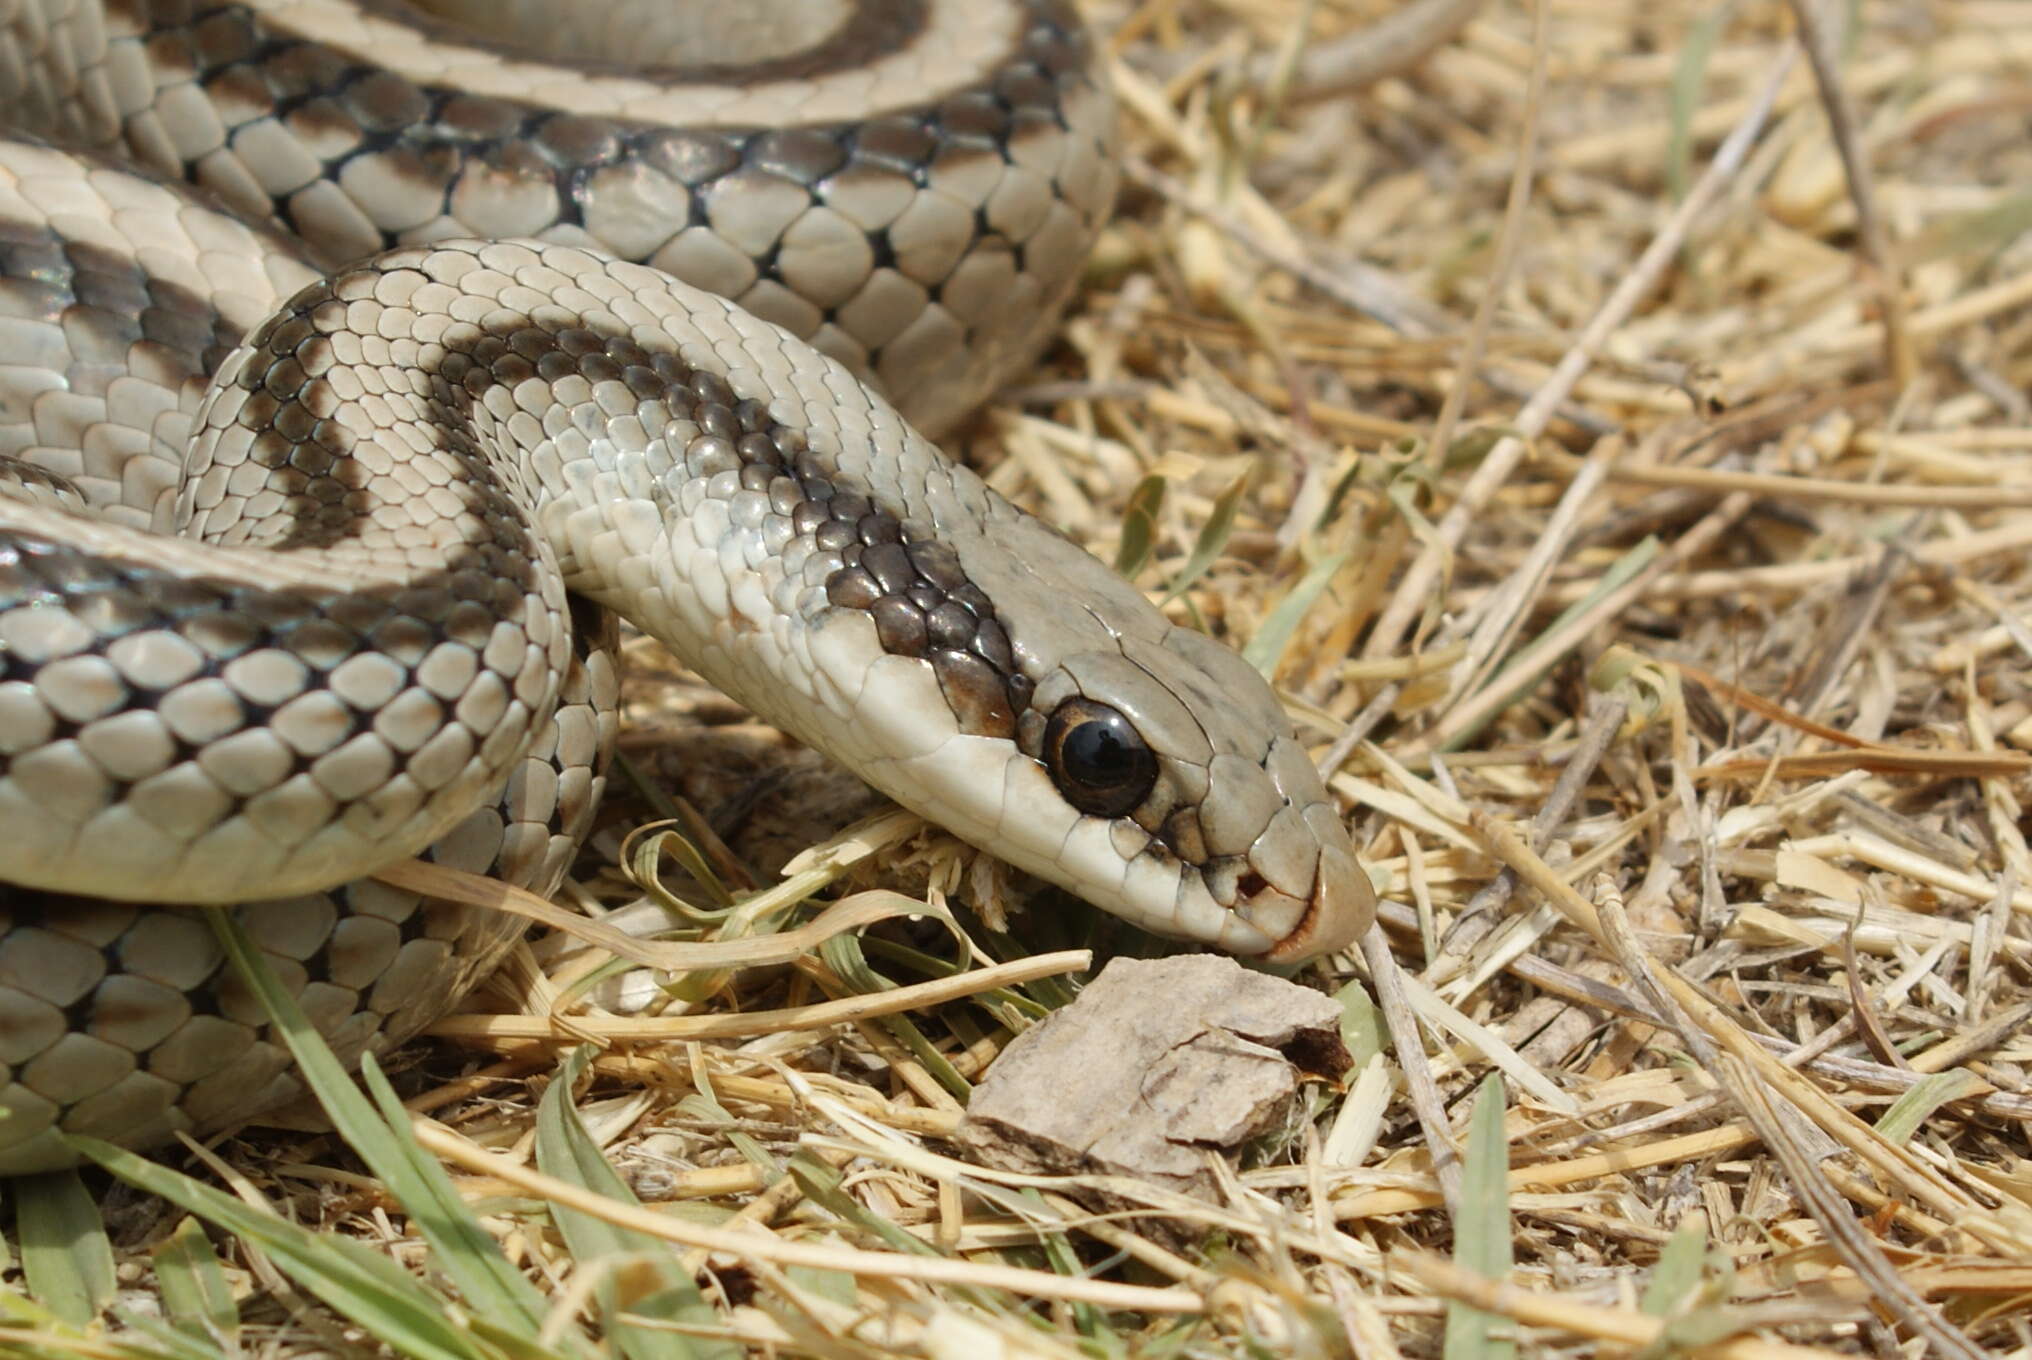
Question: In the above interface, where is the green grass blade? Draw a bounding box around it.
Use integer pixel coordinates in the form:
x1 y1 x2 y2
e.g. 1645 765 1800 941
1876 1069 1985 1146
152 1215 239 1346
534 1047 736 1360
108 1308 232 1360
1633 1220 1744 1360
0 1279 139 1360
819 935 971 1102
1113 473 1167 579
1443 1074 1514 1360
1665 7 1726 203
0 1282 63 1329
1336 978 1388 1068
1161 469 1250 605
204 910 573 1354
787 1152 936 1260
1639 1219 1709 1317
673 1093 778 1183
785 1151 1018 1316
1909 188 2032 265
1019 1188 1104 1338
1241 550 1348 677
14 1170 114 1327
72 1137 511 1360
1439 536 1659 752
358 1051 589 1350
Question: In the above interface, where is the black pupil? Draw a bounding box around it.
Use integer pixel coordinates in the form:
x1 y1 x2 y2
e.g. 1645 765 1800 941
1065 715 1140 788
1045 701 1158 818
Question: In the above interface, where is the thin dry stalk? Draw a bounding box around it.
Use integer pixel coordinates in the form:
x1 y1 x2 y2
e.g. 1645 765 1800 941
1359 42 1801 661
1785 0 1915 387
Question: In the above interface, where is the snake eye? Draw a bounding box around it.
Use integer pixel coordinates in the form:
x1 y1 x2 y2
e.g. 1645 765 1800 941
1043 698 1158 818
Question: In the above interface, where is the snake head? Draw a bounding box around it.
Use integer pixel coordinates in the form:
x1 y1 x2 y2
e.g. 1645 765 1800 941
1006 622 1378 964
801 498 1376 964
568 269 1377 963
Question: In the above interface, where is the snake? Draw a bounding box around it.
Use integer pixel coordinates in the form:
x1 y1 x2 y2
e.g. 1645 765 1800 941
0 0 1378 1175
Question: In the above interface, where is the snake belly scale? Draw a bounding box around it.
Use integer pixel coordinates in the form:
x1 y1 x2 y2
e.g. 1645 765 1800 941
0 0 1375 1174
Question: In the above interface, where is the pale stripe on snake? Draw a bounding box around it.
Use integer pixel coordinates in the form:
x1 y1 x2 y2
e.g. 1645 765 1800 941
0 0 1376 1174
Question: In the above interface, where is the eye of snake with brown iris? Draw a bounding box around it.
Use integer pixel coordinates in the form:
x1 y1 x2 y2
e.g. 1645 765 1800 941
0 0 1376 1174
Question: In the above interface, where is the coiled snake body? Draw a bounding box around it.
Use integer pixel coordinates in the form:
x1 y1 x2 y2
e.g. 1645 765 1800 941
0 0 1374 1173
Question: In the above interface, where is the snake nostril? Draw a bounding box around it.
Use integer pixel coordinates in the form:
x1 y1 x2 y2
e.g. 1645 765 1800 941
1237 870 1269 900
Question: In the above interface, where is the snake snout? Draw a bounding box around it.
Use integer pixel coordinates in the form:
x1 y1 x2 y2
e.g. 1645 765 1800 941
1249 836 1377 965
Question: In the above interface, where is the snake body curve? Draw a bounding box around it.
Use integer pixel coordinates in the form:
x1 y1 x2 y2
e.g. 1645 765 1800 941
0 0 1375 1174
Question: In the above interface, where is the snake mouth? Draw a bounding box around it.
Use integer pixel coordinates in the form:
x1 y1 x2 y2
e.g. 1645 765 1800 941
1249 841 1377 965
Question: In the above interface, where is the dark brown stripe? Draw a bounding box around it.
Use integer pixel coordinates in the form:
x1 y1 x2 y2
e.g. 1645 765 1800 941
259 253 1034 738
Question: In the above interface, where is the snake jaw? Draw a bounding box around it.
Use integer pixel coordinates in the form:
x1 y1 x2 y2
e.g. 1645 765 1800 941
1250 836 1377 965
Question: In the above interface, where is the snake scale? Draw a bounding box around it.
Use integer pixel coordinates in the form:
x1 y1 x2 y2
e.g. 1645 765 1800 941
0 0 1376 1174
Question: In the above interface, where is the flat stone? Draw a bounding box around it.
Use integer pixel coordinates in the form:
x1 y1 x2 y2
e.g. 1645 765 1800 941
957 954 1352 1212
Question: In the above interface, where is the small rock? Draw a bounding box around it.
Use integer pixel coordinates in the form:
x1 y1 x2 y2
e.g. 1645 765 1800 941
956 954 1352 1210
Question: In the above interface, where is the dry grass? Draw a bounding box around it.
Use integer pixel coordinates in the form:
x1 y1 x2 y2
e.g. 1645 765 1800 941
47 0 2032 1355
